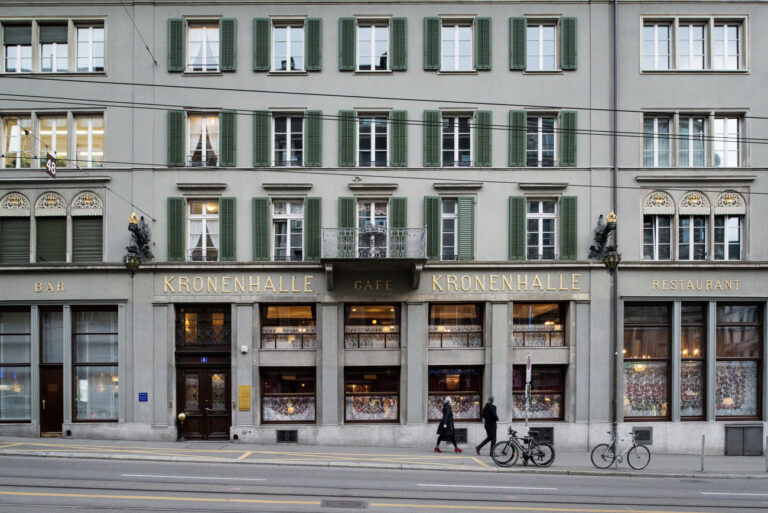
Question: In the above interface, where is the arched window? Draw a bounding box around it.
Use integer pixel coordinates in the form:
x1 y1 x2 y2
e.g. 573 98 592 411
71 191 103 262
642 191 674 260
34 192 67 262
678 192 710 261
0 192 31 263
713 192 745 261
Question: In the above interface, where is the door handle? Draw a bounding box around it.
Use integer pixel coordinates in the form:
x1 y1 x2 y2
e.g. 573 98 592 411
41 400 46 411
204 407 212 412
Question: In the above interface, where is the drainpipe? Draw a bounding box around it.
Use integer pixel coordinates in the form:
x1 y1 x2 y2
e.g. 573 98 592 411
611 0 620 468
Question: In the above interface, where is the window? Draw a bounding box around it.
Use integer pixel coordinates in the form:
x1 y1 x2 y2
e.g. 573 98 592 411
643 215 672 260
344 305 400 349
358 116 388 167
358 23 388 71
428 367 482 421
175 305 231 347
38 115 68 168
678 24 705 70
41 309 64 364
357 200 388 258
428 304 483 348
0 309 31 421
261 368 316 423
678 216 707 260
273 115 303 166
681 303 706 418
187 200 219 261
75 115 104 168
187 23 219 72
713 116 740 167
714 215 742 261
442 115 471 166
260 305 316 349
71 191 104 262
273 24 304 71
715 304 761 418
73 308 118 421
513 366 564 420
713 23 740 70
526 116 555 167
76 25 104 72
188 114 218 167
526 200 556 260
623 303 670 419
3 24 32 73
272 200 303 262
678 116 705 167
441 23 472 71
34 192 66 263
513 304 565 347
643 116 670 167
642 18 744 71
643 23 671 70
0 192 30 264
2 116 32 168
344 367 399 422
441 199 457 260
39 23 68 72
526 24 556 71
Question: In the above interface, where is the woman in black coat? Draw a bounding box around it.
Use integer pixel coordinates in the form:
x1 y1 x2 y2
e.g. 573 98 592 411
435 396 463 453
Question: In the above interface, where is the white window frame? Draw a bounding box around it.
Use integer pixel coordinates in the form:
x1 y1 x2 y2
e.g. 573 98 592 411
713 116 740 167
678 215 708 261
643 214 672 261
272 23 305 72
357 114 389 167
678 116 706 167
186 23 219 73
37 114 68 167
643 116 671 167
440 22 473 72
441 114 473 167
187 113 219 167
713 23 741 70
74 114 104 168
526 115 556 167
187 200 219 262
643 23 671 70
356 199 389 257
1 115 33 169
677 23 706 70
272 114 304 167
272 200 304 262
714 215 743 261
40 41 67 73
356 22 389 72
440 198 458 261
75 25 105 72
4 43 32 73
526 200 557 260
526 23 556 71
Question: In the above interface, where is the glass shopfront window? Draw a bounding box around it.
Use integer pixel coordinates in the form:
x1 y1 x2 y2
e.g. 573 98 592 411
175 305 231 348
344 367 399 422
428 367 482 421
716 304 761 418
344 305 400 349
428 303 482 348
260 305 316 349
681 303 706 418
73 308 118 421
0 309 31 421
623 303 670 419
512 366 564 420
513 303 565 347
261 368 315 423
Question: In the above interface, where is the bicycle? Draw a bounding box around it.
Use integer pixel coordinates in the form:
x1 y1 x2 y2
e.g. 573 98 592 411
491 427 555 467
590 431 651 470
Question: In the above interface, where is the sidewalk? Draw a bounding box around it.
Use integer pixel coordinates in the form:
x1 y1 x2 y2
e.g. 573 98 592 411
0 436 766 479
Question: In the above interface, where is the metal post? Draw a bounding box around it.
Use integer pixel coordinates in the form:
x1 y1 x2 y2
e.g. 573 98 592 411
524 383 530 430
765 436 767 472
701 434 705 473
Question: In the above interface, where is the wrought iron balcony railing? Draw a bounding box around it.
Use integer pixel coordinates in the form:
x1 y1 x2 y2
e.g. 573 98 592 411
322 226 426 259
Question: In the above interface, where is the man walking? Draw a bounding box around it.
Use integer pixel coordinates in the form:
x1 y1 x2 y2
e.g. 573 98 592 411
475 396 498 456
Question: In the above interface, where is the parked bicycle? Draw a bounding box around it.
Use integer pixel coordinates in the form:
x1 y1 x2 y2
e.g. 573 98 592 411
491 427 555 467
591 431 651 470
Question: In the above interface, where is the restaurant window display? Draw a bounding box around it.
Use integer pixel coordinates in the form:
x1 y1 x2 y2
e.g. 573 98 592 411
512 303 565 347
428 303 482 348
681 303 706 418
344 367 399 422
344 305 400 349
512 366 564 420
175 305 231 348
623 303 670 419
715 304 761 418
428 367 481 421
261 368 316 423
73 308 118 421
0 309 31 421
260 305 316 349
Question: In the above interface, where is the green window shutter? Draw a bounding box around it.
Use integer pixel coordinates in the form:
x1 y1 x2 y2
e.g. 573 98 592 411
390 110 408 167
305 18 322 71
219 197 236 261
475 18 492 71
423 17 441 71
36 217 65 262
509 110 526 167
423 110 441 167
338 197 355 228
219 18 237 71
168 18 184 72
167 110 185 167
390 197 407 228
390 18 408 71
475 111 492 167
253 18 270 71
338 110 356 167
560 110 577 167
252 197 269 261
72 217 102 262
219 111 237 167
560 17 577 71
509 17 526 71
508 196 525 260
252 110 270 167
424 196 440 260
167 197 185 262
559 196 578 260
0 218 30 263
305 110 322 167
457 196 474 261
304 197 321 260
339 18 356 71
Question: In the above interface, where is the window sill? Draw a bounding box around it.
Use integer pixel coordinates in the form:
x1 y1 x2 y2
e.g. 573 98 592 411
353 70 394 75
437 70 478 75
0 71 107 77
267 70 309 76
344 347 401 351
641 69 749 75
182 71 223 77
523 70 565 75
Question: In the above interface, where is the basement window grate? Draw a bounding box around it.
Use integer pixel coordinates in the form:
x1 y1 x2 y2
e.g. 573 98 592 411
454 428 468 444
321 499 368 509
632 426 653 446
276 429 298 443
528 427 554 445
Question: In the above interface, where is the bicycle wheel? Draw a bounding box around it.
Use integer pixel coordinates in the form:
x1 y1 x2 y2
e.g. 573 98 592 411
590 443 616 469
491 441 518 467
530 442 555 467
626 445 650 470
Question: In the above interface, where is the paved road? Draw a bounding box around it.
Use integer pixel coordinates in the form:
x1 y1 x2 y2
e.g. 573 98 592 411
1 455 767 512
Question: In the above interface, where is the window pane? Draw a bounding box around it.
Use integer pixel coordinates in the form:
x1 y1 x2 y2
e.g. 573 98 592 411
623 361 668 417
345 367 399 421
42 310 63 363
715 361 758 416
0 311 30 364
74 365 118 420
681 361 704 417
261 368 316 422
0 366 30 420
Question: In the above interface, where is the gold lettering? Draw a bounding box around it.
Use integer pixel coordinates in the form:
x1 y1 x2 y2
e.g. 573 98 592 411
163 276 175 294
375 280 382 290
249 276 260 293
34 282 43 293
489 275 499 291
354 280 362 291
531 275 544 291
559 274 568 291
662 280 669 290
706 280 713 290
432 275 444 292
278 276 289 293
687 280 694 290
725 280 732 290
207 276 218 293
571 274 581 291
45 282 54 292
364 281 374 291
715 280 723 290
385 280 392 291
502 275 513 291
177 276 190 293
234 276 245 293
517 274 528 291
291 276 301 293
304 275 314 293
734 280 740 290
460 275 471 291
474 275 486 291
264 277 276 292
652 280 659 290
57 281 64 292
696 280 703 291
680 280 685 290
446 275 458 291
670 280 677 290
545 274 556 291
193 276 204 293
222 276 232 293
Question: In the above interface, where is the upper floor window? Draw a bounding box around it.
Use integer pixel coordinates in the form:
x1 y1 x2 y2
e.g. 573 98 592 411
2 116 32 168
75 115 104 168
428 303 483 348
441 199 458 261
358 115 388 167
39 24 68 73
273 24 304 71
526 200 557 260
187 23 219 72
3 24 32 72
358 23 388 71
187 200 219 262
526 24 556 71
344 305 400 349
644 214 672 260
713 23 741 70
441 23 472 71
715 215 742 261
527 116 555 167
643 23 670 70
714 116 740 167
188 113 218 167
273 200 303 262
679 215 707 261
76 25 104 72
442 115 471 166
679 116 705 167
273 115 303 166
260 305 316 349
513 304 565 347
678 23 705 70
38 115 68 168
643 116 670 167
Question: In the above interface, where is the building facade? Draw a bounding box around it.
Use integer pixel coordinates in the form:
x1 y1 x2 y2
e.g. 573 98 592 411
0 0 765 454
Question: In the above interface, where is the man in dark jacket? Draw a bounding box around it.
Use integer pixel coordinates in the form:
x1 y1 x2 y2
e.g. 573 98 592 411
475 396 498 456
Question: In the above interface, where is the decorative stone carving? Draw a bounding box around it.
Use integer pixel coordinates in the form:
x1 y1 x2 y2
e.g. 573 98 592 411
643 191 674 215
679 191 711 215
71 191 104 216
0 192 31 217
714 191 746 215
34 192 67 216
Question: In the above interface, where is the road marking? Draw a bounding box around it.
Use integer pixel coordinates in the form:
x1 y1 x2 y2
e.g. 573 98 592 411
0 443 22 450
371 503 727 513
237 451 253 460
122 474 265 481
471 457 489 467
0 490 315 505
417 484 556 491
701 492 768 497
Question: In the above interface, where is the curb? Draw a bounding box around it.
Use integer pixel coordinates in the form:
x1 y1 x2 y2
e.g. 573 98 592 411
2 450 766 479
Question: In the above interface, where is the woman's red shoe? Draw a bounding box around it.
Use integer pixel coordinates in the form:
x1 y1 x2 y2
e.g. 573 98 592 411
434 447 442 453
455 448 463 453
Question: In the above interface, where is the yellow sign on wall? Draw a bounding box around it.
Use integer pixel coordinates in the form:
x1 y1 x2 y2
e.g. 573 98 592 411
238 386 251 412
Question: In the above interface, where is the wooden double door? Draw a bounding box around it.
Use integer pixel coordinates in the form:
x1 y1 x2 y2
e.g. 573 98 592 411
176 366 231 440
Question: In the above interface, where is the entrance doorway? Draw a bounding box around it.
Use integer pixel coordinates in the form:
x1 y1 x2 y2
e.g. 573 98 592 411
176 366 231 440
39 366 63 434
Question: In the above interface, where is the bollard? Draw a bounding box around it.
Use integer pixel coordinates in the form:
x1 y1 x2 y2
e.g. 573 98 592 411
700 434 705 473
765 436 767 473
